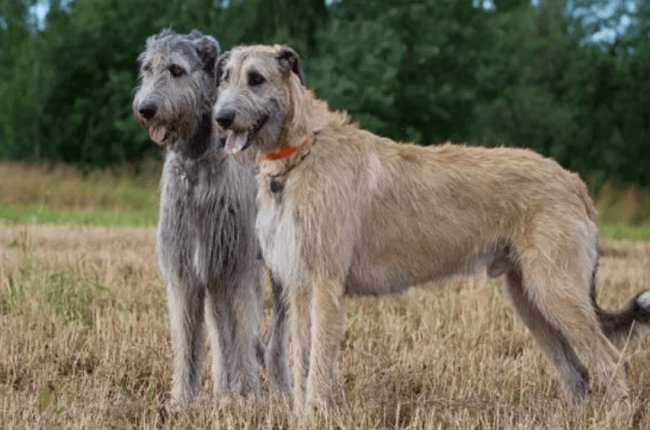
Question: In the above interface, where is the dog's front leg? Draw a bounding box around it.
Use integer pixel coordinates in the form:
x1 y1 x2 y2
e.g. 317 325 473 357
265 272 292 393
305 275 346 412
288 286 312 414
167 282 205 405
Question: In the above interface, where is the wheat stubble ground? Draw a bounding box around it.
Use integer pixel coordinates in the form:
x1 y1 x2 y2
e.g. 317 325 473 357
0 224 648 429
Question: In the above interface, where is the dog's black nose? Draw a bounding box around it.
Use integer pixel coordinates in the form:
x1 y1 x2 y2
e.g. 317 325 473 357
138 103 158 120
215 109 235 129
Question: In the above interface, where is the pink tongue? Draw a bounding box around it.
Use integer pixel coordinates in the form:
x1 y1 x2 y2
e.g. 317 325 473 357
225 131 249 153
149 127 167 144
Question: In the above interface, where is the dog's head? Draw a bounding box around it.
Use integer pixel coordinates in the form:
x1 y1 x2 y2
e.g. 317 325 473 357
212 44 305 154
132 29 220 147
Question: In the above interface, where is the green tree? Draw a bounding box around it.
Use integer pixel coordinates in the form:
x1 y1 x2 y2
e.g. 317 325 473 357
0 0 48 159
0 0 648 186
310 0 492 144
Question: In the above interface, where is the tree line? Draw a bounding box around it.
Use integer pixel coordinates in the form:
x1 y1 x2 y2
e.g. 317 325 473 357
1 0 648 186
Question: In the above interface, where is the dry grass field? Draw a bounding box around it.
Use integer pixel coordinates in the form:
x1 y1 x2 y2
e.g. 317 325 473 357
2 162 650 239
1 223 649 429
1 163 649 428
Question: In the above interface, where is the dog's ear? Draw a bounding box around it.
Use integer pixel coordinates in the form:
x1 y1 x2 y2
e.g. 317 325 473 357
191 32 221 76
276 45 305 86
216 51 231 86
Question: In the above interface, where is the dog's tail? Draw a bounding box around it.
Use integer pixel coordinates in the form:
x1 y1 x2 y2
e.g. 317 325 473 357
575 178 650 341
595 291 650 343
592 259 650 343
588 238 650 344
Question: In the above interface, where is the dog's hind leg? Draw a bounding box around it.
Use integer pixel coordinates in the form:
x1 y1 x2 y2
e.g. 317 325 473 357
167 282 205 405
516 229 629 400
228 268 262 395
265 270 291 392
505 266 589 402
205 272 261 395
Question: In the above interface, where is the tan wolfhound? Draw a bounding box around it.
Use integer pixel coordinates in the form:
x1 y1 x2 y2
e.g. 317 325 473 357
212 44 650 413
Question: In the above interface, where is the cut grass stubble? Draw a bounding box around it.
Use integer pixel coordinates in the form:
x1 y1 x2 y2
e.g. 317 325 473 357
0 225 649 428
1 163 650 427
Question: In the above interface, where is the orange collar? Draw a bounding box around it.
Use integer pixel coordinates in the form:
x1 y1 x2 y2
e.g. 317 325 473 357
260 132 314 161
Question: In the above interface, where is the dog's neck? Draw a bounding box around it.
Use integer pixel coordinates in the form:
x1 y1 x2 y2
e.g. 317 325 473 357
280 84 329 146
175 112 215 160
258 87 342 177
258 131 315 178
167 112 228 185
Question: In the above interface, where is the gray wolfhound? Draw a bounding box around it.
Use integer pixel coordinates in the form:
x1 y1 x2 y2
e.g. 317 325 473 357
132 31 290 405
212 44 650 413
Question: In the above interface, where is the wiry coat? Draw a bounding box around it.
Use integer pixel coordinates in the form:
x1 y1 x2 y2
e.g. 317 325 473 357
133 31 290 405
213 44 650 414
158 143 263 400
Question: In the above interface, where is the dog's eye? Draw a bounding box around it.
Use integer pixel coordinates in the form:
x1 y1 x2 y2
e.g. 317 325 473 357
169 64 186 78
142 62 152 73
221 70 230 83
248 71 266 87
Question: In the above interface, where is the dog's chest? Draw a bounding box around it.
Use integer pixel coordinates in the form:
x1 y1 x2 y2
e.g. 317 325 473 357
159 154 243 285
256 188 307 289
